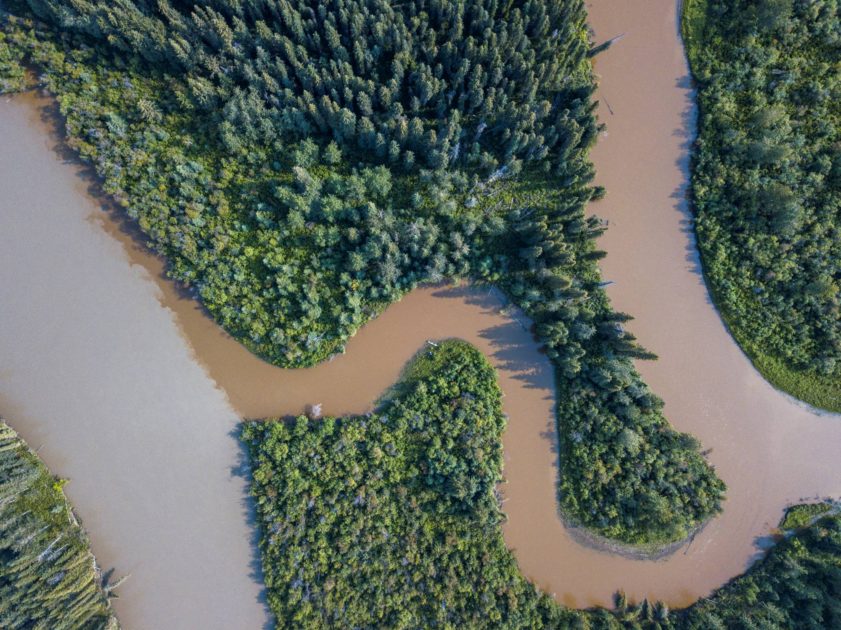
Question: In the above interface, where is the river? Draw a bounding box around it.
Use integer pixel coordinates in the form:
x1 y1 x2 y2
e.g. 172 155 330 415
0 0 840 627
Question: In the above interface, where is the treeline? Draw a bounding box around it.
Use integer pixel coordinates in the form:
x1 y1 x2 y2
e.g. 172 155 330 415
683 0 841 411
0 1 723 545
244 341 840 629
0 422 118 629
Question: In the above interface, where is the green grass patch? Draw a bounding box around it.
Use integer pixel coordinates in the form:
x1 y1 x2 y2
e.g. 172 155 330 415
749 347 841 414
780 502 834 531
680 0 708 65
698 260 841 413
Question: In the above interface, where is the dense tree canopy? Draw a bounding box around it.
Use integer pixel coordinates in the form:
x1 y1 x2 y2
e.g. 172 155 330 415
245 342 841 629
0 422 117 629
16 0 593 175
684 0 841 410
0 0 723 544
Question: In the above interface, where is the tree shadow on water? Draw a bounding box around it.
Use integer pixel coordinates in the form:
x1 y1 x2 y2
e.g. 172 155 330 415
429 284 554 394
671 72 709 285
229 425 275 630
430 282 507 312
428 284 561 486
31 89 214 314
478 322 555 395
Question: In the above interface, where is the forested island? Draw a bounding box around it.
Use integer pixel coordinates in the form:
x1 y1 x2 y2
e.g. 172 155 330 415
683 0 840 411
245 341 841 628
0 422 118 629
0 0 725 546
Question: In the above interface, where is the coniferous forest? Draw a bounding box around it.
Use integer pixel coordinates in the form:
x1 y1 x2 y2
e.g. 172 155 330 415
0 422 117 629
683 0 841 411
245 341 841 629
0 0 725 545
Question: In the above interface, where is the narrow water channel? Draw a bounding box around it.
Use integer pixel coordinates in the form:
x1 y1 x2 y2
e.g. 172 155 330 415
1 1 840 627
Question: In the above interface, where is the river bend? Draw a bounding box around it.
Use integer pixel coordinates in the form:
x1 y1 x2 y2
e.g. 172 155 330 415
0 1 840 627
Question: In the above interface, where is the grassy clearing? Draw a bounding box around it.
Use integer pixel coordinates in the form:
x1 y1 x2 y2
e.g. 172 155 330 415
748 347 841 414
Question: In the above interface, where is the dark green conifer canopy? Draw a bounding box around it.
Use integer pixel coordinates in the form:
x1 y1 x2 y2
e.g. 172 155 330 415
23 0 594 173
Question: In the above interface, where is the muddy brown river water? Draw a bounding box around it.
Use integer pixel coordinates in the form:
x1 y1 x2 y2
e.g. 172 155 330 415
1 1 840 628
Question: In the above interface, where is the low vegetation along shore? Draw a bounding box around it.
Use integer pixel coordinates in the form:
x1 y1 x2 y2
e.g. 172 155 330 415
682 0 841 411
0 0 724 546
245 341 841 628
0 421 118 629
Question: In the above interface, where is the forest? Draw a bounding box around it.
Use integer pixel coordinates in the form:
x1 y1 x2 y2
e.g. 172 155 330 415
683 0 841 411
0 0 725 546
0 421 118 629
245 341 841 629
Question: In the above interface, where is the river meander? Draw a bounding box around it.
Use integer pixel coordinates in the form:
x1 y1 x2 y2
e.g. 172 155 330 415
1 1 840 628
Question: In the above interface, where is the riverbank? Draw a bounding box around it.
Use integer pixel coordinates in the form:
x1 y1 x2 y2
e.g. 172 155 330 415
0 420 118 629
243 340 841 627
3 75 839 613
0 4 725 546
680 0 841 413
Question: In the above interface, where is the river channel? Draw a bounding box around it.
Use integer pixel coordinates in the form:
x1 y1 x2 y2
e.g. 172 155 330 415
0 0 839 627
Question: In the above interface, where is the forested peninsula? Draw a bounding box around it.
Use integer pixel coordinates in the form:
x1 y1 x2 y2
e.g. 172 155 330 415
0 0 725 545
246 341 841 629
0 422 118 629
683 0 841 411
